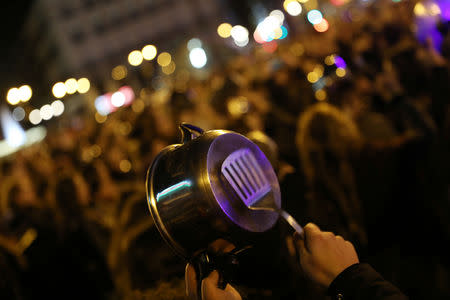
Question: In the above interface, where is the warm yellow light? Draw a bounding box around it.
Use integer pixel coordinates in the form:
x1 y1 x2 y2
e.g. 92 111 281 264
142 45 157 60
77 78 90 93
336 67 346 77
95 112 107 123
315 89 326 101
284 0 302 16
6 88 21 105
325 55 335 65
90 145 102 157
132 99 145 113
65 78 78 94
162 61 176 75
273 27 283 39
119 159 132 173
290 43 304 56
18 85 32 102
128 50 143 66
157 52 172 67
52 82 67 98
429 3 441 16
217 23 232 38
298 0 309 3
414 3 426 16
313 65 324 77
111 65 127 80
307 72 319 83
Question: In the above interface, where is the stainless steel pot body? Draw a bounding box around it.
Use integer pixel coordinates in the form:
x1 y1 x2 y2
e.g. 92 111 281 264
146 125 280 258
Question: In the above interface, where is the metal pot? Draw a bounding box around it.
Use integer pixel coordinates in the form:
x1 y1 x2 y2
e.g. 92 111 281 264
146 123 281 259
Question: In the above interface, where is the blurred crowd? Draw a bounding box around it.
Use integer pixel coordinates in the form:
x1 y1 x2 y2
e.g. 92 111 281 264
1 1 450 299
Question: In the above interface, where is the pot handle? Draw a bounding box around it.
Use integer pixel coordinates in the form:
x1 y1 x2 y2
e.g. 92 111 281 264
179 123 204 144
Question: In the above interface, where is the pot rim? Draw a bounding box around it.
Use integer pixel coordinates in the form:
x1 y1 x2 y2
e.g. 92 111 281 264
146 143 189 259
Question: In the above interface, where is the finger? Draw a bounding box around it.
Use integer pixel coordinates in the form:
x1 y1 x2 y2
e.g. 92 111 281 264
201 271 220 300
336 235 344 241
205 269 219 284
224 284 243 300
322 231 335 240
185 263 198 300
304 222 321 233
202 271 242 300
296 236 310 257
304 223 321 250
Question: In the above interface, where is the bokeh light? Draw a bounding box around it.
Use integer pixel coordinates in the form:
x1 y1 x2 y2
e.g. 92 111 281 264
234 37 249 47
52 82 66 98
29 109 42 125
307 72 319 83
313 18 329 32
64 78 78 94
6 88 21 105
95 96 110 116
119 160 132 173
77 78 90 93
262 41 278 53
51 100 65 116
334 56 347 69
162 61 176 74
290 43 305 56
307 10 323 25
95 112 107 123
227 96 249 117
217 23 233 38
324 55 335 65
111 91 126 107
157 52 172 67
189 48 207 69
142 45 157 60
314 65 324 77
40 104 53 120
330 0 349 6
231 25 249 43
119 86 135 106
279 26 288 39
336 67 346 77
132 99 145 113
112 65 127 80
315 89 327 101
12 107 25 121
270 10 285 24
187 38 202 51
284 0 302 16
128 50 143 66
18 85 32 102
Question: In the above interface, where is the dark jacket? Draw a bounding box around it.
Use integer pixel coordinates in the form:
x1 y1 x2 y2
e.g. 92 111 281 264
328 263 408 300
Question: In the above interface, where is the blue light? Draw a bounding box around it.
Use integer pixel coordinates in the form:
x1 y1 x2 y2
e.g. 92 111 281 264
95 95 110 116
156 180 192 202
279 26 288 39
307 10 323 25
1 107 26 148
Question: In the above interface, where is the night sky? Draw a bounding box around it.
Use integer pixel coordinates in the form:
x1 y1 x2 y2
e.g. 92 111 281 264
0 0 34 95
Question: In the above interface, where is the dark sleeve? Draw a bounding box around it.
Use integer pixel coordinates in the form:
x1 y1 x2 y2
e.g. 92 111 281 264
327 263 408 300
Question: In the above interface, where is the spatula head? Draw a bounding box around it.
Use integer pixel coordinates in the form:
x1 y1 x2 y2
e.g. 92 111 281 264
221 148 273 208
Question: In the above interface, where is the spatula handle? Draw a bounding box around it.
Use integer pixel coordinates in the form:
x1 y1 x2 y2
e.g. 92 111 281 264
278 209 304 238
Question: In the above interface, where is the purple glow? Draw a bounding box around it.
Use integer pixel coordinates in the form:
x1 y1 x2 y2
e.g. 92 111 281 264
438 0 450 20
415 7 444 52
334 56 347 69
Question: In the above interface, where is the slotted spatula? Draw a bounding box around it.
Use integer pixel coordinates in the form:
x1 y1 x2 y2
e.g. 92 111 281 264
221 148 304 237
